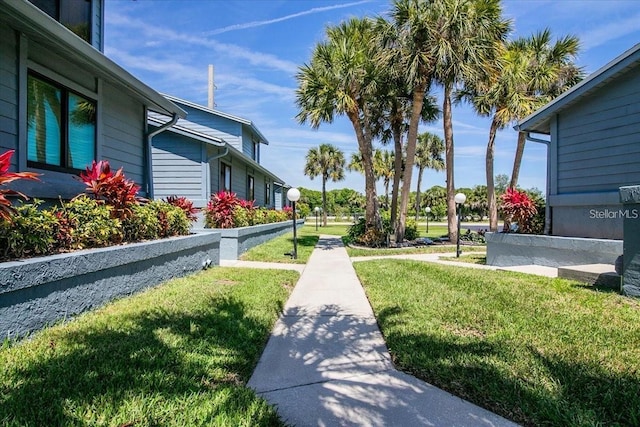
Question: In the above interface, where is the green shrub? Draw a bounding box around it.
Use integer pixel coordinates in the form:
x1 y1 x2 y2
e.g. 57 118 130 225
297 201 310 219
232 204 251 228
264 209 287 224
123 204 160 242
149 201 190 237
404 219 420 240
0 201 57 260
253 207 267 225
346 217 366 244
63 195 122 249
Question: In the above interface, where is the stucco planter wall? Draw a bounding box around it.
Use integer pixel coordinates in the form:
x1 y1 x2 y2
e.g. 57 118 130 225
207 219 304 260
486 232 622 267
0 232 221 339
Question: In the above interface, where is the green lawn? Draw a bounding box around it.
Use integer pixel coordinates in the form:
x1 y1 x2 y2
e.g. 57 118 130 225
353 260 640 426
240 224 349 264
0 268 298 426
241 223 486 261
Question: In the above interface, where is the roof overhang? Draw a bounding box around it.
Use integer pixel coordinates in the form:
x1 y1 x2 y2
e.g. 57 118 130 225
162 94 269 144
515 42 640 134
147 116 285 184
0 0 186 119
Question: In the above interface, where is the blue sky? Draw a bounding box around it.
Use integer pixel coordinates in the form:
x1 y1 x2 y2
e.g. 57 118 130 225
104 0 640 195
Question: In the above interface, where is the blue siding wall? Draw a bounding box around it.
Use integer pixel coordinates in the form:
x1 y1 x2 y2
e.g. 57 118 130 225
556 64 640 194
102 82 146 187
0 25 17 162
242 131 256 160
152 132 206 204
178 105 243 151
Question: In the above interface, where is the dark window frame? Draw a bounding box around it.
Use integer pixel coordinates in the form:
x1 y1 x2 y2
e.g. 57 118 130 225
220 162 232 192
26 70 97 174
28 0 93 44
252 141 259 161
265 182 271 206
247 175 255 201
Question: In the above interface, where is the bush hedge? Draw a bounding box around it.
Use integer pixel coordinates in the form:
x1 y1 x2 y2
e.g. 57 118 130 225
0 158 197 262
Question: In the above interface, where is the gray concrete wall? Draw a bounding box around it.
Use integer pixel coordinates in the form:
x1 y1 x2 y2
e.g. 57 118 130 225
620 185 640 297
211 219 305 260
0 232 221 339
552 204 623 239
486 232 622 267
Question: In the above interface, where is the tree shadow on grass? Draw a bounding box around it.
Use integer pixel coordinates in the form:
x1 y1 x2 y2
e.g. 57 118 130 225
0 298 283 426
375 306 640 427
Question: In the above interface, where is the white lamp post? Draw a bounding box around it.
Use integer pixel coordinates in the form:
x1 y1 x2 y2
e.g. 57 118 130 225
314 206 320 231
454 193 466 257
425 206 431 234
287 188 301 259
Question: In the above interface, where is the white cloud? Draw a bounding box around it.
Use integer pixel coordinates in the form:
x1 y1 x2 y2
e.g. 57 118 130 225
203 1 373 35
106 12 299 74
580 12 640 51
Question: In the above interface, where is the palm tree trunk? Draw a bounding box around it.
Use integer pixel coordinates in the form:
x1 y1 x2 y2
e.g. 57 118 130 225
443 84 457 242
347 111 380 231
385 180 390 210
397 84 427 243
415 166 424 222
390 117 403 227
509 131 527 189
322 176 327 227
486 117 499 231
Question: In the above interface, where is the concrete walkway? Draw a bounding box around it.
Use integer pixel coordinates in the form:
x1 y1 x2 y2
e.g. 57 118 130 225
247 236 518 427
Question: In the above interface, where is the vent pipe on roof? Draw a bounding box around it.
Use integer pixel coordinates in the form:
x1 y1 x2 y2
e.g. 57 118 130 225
208 65 215 109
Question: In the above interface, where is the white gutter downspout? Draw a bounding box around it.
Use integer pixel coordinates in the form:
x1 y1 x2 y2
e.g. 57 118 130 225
524 131 552 235
206 145 229 163
146 112 179 199
204 144 229 198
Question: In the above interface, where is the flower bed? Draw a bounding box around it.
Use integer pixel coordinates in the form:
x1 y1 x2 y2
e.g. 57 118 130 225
0 231 220 339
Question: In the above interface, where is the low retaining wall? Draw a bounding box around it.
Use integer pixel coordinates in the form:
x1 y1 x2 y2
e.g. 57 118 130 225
206 219 304 260
0 232 221 339
486 232 622 267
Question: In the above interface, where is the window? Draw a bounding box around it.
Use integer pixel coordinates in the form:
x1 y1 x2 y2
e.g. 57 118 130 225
248 175 255 201
27 72 96 171
221 162 231 191
265 182 271 206
29 0 93 43
252 140 259 162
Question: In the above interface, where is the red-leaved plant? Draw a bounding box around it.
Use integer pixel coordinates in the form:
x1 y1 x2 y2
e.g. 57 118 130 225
79 160 140 220
0 150 40 221
165 195 199 222
500 188 538 234
283 205 293 220
205 191 241 228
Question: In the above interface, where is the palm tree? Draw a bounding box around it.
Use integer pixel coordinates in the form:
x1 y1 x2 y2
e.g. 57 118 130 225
376 150 395 210
349 149 395 209
378 1 438 243
508 30 582 189
462 29 581 231
428 0 509 241
304 144 345 226
296 18 382 232
382 0 508 243
414 132 445 220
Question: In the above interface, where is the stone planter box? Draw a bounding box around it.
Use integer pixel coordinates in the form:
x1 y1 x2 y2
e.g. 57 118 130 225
0 232 221 339
486 232 622 267
206 219 305 260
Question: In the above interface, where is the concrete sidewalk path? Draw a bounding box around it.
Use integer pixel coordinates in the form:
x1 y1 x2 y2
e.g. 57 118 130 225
248 236 519 427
